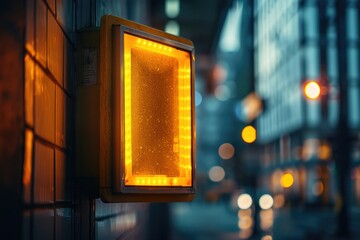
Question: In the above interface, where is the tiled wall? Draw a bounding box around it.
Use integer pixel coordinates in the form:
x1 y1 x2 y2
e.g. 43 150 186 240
23 0 75 238
23 0 148 239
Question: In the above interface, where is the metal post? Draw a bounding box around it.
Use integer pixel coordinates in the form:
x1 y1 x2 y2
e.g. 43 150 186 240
334 0 351 237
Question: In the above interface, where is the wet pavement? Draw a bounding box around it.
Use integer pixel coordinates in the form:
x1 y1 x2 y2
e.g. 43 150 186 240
171 202 360 240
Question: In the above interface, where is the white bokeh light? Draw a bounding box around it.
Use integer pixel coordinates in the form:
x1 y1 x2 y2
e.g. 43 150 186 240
237 193 253 209
259 194 274 210
208 166 225 182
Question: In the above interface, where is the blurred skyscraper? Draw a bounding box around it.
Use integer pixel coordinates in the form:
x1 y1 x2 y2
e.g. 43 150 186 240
252 0 360 237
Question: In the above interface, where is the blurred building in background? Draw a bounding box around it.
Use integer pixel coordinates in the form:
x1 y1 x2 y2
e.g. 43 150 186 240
254 0 358 207
252 0 360 238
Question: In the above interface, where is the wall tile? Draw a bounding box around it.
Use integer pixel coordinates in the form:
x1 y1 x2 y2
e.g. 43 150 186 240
23 129 34 204
33 209 54 239
55 150 65 201
35 65 55 142
26 0 35 56
55 86 73 150
47 0 55 14
34 141 54 203
56 86 65 147
48 12 64 86
55 208 73 240
56 150 73 201
25 55 35 127
36 0 47 67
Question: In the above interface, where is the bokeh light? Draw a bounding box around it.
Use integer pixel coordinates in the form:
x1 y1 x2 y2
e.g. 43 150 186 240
312 180 324 196
241 125 256 143
195 91 203 107
238 208 252 218
318 143 331 160
272 170 283 190
304 81 321 100
165 0 180 18
259 194 274 210
165 20 180 35
273 194 285 209
218 143 235 160
260 209 273 230
261 235 273 240
208 166 225 182
238 229 253 240
235 101 246 121
238 215 253 230
237 194 253 209
215 85 231 101
281 173 294 188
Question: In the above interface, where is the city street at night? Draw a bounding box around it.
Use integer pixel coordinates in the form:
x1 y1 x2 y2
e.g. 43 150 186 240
1 0 360 239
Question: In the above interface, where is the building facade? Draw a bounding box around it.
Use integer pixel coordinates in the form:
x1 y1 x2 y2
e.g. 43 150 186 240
254 0 360 214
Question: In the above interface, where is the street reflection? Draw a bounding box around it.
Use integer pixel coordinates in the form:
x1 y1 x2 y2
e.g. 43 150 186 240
238 209 253 239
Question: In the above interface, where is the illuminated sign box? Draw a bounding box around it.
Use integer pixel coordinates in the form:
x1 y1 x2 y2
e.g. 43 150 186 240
91 15 196 202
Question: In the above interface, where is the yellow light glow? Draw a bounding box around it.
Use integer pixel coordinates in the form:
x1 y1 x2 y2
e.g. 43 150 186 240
241 126 256 143
281 173 294 188
304 81 321 100
123 33 192 187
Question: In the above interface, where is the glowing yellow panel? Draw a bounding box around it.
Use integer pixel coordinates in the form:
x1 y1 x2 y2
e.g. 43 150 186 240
123 33 192 187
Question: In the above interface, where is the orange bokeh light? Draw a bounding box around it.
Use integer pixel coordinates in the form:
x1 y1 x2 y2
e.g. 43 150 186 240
304 81 321 100
218 143 235 160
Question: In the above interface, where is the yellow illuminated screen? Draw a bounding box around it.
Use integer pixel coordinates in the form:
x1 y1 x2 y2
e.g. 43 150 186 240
123 33 192 187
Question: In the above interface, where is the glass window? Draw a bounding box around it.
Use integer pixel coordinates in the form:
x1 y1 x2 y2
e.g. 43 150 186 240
303 6 318 39
305 45 320 79
328 91 339 128
347 7 358 41
307 100 321 127
349 87 360 128
327 24 337 41
327 46 338 82
348 47 359 81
